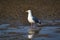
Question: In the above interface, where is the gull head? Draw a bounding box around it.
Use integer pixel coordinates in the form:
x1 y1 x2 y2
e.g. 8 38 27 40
26 10 31 12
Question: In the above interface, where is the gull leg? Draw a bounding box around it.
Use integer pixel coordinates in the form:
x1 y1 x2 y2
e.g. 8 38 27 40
32 23 37 28
31 23 35 28
31 23 33 28
33 23 36 28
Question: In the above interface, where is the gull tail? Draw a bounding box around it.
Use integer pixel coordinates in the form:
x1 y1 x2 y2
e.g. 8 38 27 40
37 20 41 25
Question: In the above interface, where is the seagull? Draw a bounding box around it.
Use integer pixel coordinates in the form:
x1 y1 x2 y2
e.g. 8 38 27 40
26 10 41 28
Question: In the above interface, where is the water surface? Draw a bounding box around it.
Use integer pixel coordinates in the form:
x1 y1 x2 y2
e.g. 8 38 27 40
0 24 60 40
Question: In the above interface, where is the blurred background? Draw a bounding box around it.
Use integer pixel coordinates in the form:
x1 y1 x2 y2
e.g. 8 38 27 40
0 0 60 25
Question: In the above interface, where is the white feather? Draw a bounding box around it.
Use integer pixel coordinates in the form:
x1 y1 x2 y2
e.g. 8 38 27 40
27 10 35 23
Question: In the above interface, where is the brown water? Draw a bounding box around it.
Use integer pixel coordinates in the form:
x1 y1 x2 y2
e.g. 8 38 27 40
0 24 60 40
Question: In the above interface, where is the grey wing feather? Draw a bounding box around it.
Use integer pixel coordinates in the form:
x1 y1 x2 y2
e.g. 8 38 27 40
33 16 41 24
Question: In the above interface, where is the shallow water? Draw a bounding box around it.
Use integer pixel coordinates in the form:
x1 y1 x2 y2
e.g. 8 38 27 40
0 24 60 40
